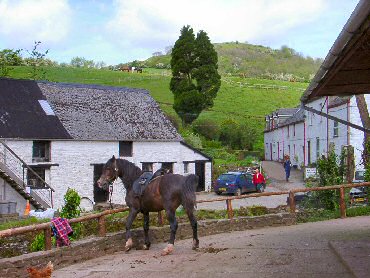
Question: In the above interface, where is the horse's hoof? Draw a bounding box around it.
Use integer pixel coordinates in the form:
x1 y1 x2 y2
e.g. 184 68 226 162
192 239 199 250
143 244 150 250
125 238 133 252
161 244 174 256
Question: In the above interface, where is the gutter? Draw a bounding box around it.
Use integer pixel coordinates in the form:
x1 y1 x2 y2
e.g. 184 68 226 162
301 0 370 103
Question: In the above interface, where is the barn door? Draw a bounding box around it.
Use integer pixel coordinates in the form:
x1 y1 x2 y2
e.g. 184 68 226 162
93 164 108 203
195 162 205 192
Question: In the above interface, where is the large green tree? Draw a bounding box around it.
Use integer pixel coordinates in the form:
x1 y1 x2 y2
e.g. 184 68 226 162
170 25 221 124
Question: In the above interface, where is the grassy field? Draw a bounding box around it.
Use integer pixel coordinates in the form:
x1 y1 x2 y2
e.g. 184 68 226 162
8 66 307 152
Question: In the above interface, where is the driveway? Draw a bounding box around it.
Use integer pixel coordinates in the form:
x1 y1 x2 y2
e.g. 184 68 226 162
197 160 305 210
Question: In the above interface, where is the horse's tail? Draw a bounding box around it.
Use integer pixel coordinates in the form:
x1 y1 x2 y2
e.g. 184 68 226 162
182 174 198 210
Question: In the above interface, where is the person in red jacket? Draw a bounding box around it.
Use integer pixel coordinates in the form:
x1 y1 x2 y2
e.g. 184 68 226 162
253 168 266 192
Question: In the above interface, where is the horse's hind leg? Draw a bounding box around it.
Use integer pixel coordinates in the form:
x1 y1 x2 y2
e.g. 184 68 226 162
161 209 177 256
143 211 151 250
185 207 199 249
125 208 139 252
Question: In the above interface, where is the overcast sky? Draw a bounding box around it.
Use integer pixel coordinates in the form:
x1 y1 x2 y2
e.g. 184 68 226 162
0 0 360 65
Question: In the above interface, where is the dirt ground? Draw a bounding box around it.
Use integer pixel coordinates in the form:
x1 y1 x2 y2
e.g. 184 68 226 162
53 215 370 278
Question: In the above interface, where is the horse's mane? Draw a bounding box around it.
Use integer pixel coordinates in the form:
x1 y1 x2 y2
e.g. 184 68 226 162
116 159 142 188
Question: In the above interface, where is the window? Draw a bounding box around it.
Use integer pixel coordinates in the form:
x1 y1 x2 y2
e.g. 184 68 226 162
119 141 133 157
288 145 290 157
142 163 153 172
287 126 290 137
239 174 247 183
32 141 50 162
316 137 320 159
27 167 46 188
333 121 339 137
161 162 173 173
293 124 296 136
184 162 189 174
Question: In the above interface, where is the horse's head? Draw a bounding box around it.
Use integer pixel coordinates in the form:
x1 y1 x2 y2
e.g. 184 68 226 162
97 155 118 190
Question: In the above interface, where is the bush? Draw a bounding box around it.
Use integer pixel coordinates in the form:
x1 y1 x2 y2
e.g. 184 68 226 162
192 118 220 140
60 188 82 240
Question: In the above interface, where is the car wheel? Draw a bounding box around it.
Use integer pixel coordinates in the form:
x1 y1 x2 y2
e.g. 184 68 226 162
215 191 222 195
235 188 241 196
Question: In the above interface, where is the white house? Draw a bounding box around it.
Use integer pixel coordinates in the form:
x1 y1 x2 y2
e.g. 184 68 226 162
264 95 369 172
0 78 212 215
265 0 370 174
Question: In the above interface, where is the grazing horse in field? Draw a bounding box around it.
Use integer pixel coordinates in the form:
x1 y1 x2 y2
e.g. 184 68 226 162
120 66 130 72
97 156 199 255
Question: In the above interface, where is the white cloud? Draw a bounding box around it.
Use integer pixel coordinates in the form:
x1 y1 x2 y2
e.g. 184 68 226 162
106 0 325 51
0 0 72 48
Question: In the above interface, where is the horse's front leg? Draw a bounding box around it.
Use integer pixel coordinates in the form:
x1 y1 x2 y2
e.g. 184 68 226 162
142 211 151 250
161 209 177 256
125 208 139 252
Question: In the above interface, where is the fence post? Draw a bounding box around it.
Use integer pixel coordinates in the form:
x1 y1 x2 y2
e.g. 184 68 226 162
339 187 346 218
289 191 296 213
226 199 233 219
98 215 106 237
157 211 163 226
44 227 52 250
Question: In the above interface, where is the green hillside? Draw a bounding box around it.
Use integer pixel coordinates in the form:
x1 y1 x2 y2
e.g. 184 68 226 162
143 42 322 82
8 66 306 155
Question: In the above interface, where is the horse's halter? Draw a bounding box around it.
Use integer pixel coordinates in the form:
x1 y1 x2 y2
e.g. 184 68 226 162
107 160 119 185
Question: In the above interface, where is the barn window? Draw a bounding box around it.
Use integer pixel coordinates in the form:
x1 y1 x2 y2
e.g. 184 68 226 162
316 137 320 159
27 167 46 188
161 162 173 173
32 141 50 162
142 163 153 172
333 121 339 137
184 162 189 174
119 141 133 157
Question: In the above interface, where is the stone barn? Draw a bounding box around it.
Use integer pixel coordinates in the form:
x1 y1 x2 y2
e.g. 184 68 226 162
0 78 212 214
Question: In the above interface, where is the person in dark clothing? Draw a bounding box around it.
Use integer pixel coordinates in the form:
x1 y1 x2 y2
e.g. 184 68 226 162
283 155 292 182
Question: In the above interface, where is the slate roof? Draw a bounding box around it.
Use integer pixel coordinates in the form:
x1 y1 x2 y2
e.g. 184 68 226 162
0 78 71 139
274 108 300 116
38 82 182 141
328 96 351 109
279 108 305 127
0 78 181 141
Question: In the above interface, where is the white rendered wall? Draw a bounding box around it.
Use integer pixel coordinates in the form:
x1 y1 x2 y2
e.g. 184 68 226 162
2 140 211 210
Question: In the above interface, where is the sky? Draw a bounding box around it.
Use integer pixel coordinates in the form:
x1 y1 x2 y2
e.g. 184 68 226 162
0 0 361 66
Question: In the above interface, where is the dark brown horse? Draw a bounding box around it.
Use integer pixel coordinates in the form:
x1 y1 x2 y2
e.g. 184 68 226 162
97 156 199 255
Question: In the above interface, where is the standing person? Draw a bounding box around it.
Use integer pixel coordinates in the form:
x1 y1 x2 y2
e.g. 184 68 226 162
283 155 292 182
253 168 266 192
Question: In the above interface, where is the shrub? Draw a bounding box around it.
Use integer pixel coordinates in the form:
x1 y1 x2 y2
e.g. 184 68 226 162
192 118 220 140
60 188 82 240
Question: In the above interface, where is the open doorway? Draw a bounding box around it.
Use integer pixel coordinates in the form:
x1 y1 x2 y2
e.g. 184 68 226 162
93 164 108 203
195 161 205 192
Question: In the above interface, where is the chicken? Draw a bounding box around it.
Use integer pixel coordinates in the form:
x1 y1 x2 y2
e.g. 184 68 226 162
27 261 53 278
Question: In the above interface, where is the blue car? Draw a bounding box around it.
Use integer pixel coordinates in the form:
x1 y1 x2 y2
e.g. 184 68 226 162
213 172 257 196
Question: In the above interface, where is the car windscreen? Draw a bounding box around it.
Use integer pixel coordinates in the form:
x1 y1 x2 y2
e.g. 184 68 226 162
218 174 237 182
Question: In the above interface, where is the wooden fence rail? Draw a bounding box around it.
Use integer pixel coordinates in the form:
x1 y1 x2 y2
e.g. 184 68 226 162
1 182 369 251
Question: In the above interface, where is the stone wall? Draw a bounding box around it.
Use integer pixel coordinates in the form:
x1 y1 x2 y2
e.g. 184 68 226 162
0 213 295 277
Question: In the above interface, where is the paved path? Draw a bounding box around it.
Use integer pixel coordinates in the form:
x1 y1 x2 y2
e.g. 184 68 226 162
197 161 305 210
53 216 370 278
